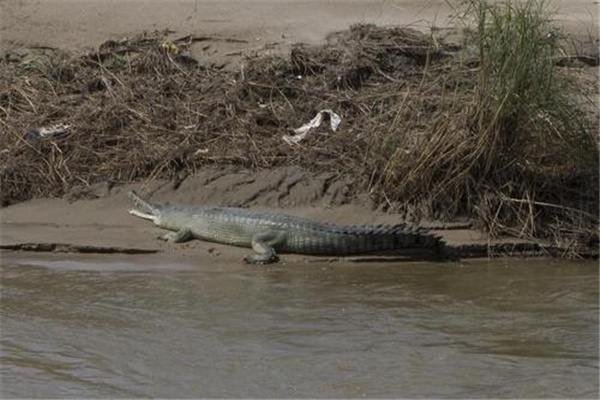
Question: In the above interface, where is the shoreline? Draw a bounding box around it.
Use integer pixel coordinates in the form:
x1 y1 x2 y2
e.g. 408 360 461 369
2 169 595 266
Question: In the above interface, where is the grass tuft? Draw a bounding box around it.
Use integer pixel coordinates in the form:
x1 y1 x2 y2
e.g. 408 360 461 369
383 0 598 252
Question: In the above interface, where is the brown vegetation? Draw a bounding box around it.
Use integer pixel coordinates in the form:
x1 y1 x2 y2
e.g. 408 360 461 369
0 25 449 203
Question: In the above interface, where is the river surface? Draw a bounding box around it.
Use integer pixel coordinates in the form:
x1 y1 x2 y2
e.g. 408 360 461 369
1 257 598 398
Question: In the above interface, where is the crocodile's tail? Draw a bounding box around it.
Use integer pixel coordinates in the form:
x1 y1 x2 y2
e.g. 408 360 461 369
128 190 161 222
359 225 459 261
301 224 456 260
352 224 446 256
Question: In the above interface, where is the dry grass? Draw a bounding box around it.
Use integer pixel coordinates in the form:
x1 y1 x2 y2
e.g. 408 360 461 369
1 2 598 256
0 26 445 202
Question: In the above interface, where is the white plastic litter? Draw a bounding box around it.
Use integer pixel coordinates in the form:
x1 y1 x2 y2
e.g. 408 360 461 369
283 109 341 145
28 123 71 140
39 123 70 137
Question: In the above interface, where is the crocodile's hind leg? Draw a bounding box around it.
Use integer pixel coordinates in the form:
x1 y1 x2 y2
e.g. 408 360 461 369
158 229 193 243
245 230 287 265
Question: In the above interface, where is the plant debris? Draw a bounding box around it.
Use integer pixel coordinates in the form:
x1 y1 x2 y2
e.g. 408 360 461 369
1 19 598 256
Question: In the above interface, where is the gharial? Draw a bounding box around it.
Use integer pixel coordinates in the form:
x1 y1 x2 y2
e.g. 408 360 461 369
128 190 455 264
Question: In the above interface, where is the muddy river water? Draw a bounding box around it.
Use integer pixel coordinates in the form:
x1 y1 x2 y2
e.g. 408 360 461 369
1 257 598 398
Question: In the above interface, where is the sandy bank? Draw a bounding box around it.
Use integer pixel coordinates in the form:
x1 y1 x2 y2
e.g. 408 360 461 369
1 1 598 265
1 167 568 266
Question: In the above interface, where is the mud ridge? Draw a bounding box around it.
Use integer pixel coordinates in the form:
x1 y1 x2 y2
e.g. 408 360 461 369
1 243 159 255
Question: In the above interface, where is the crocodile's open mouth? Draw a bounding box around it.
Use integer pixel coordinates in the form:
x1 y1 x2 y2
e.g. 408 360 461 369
128 209 157 222
127 190 160 222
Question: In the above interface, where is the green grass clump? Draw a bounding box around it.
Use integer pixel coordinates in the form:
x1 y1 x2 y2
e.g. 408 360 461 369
386 0 598 252
470 0 596 172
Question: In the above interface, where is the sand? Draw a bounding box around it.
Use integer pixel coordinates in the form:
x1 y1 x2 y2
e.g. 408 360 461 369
1 1 597 66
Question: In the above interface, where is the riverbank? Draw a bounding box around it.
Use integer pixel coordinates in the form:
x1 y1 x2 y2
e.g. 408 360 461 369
1 1 598 259
3 167 575 265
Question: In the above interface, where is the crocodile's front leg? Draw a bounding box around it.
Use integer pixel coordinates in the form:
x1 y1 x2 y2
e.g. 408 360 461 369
158 229 194 243
244 230 287 265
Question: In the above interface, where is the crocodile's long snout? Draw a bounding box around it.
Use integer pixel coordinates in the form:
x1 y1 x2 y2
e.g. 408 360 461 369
128 190 160 222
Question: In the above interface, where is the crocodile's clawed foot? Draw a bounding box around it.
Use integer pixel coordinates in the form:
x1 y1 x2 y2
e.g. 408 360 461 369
157 229 193 243
243 254 280 265
157 234 169 242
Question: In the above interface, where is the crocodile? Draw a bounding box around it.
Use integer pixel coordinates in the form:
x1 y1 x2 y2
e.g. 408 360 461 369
128 190 454 264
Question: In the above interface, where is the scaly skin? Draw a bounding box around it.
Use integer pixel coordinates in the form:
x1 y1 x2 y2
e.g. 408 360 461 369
128 190 452 264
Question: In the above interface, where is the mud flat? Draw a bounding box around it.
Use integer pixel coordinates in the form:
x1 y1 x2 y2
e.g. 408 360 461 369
0 167 584 267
